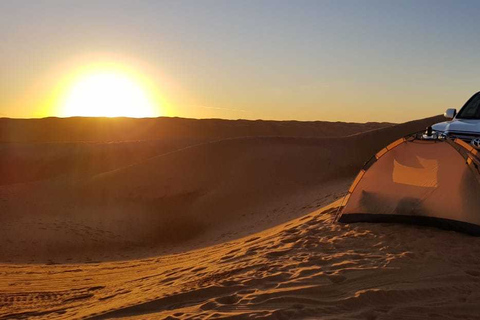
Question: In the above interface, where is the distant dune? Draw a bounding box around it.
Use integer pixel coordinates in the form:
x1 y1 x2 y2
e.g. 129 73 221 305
0 116 394 143
0 115 442 263
0 117 393 186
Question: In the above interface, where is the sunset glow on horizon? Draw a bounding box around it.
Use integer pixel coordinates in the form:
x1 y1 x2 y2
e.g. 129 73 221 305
2 1 480 122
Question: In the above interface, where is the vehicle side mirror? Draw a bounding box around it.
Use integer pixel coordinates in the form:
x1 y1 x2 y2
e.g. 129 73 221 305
444 108 456 120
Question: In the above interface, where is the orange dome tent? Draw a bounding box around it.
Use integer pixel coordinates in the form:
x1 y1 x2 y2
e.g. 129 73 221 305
336 134 480 235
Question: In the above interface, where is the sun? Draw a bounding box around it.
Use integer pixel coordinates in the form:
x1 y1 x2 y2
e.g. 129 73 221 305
61 71 157 118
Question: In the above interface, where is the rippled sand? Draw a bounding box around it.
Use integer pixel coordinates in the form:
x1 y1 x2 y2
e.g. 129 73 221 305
3 198 480 319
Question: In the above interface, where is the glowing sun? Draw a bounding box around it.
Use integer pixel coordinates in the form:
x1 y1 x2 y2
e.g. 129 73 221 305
62 72 156 118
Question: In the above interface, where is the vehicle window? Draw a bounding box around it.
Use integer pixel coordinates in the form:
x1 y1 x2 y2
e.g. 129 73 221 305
457 94 480 119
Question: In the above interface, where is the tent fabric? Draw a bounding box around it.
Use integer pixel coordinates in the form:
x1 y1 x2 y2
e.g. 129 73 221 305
336 135 480 235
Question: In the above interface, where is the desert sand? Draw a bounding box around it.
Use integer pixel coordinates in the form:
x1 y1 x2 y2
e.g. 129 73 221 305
4 115 479 319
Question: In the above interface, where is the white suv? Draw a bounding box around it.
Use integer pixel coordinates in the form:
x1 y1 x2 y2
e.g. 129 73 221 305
432 91 480 149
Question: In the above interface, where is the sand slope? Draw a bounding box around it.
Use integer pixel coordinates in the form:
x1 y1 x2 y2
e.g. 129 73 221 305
0 115 442 264
0 116 393 185
0 139 207 186
2 200 480 319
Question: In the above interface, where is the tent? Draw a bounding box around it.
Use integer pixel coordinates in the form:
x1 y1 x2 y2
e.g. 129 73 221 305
336 134 480 235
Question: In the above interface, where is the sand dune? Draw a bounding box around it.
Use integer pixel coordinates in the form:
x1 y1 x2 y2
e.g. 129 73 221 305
0 116 392 185
0 116 393 143
0 115 442 264
5 114 476 319
0 139 206 186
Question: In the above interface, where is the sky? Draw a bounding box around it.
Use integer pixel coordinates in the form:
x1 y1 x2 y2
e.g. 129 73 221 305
1 0 480 122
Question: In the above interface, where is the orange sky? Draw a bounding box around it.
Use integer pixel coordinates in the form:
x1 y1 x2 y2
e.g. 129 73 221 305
1 1 480 122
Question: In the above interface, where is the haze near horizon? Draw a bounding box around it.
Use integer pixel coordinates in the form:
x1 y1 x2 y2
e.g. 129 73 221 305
1 0 480 122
